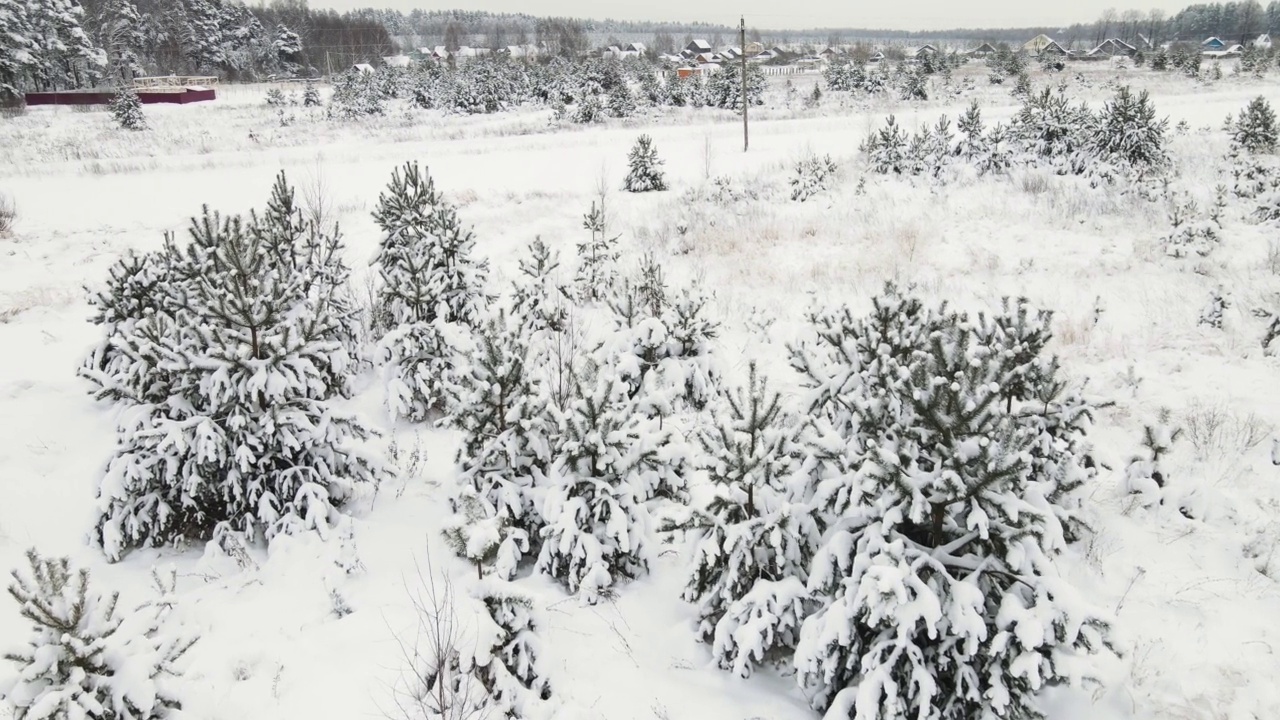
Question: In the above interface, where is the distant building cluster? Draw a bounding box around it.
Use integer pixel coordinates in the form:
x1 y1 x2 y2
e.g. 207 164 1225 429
358 31 1274 75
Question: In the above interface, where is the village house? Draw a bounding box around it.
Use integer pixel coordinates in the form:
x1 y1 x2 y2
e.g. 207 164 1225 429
1086 38 1137 58
967 42 998 57
682 39 713 59
1022 34 1055 53
1039 40 1070 57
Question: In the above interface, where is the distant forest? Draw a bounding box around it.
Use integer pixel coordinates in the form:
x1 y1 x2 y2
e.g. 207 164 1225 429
350 2 1280 52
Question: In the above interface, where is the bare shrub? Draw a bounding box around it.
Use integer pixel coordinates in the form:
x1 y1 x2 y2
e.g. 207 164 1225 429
387 552 491 720
300 160 334 231
1183 401 1275 460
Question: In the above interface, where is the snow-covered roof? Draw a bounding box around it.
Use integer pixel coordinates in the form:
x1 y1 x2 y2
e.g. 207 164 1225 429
1023 34 1054 52
352 63 374 74
381 55 411 68
1089 38 1136 56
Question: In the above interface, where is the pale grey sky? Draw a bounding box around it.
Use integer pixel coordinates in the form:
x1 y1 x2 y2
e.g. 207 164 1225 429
315 0 1188 32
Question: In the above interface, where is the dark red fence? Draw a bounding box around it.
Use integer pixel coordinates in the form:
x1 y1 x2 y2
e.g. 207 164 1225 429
24 88 216 106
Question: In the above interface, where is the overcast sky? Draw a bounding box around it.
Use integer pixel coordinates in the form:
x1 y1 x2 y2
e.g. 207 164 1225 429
314 0 1187 32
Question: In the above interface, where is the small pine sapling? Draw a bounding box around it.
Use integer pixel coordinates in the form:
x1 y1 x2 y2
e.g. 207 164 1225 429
1161 194 1221 258
861 115 910 174
955 100 988 161
441 309 554 580
511 237 572 335
467 582 554 717
85 173 382 559
806 82 822 108
575 201 620 303
1090 85 1170 179
328 68 384 118
607 81 636 118
1200 289 1230 329
1232 96 1278 153
682 364 819 678
623 134 668 192
790 154 838 202
1 550 195 720
1125 421 1182 500
372 162 491 420
303 80 321 107
536 359 654 604
111 87 146 131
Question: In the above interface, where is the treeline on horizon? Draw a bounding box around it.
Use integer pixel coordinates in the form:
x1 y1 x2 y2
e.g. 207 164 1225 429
346 1 1280 51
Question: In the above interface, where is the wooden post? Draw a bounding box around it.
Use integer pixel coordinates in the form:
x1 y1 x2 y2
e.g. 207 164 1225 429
740 17 748 152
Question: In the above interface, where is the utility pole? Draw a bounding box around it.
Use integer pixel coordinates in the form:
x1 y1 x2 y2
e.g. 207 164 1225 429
740 16 748 152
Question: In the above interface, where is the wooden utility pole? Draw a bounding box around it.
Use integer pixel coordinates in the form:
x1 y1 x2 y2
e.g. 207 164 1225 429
740 16 748 152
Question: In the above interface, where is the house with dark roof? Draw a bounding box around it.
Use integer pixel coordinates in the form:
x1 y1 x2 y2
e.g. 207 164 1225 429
1088 38 1137 58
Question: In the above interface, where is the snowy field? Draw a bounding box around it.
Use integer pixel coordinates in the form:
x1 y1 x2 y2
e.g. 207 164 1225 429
2 61 1280 720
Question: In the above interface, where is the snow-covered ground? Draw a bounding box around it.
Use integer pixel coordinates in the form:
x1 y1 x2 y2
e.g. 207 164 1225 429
2 62 1280 719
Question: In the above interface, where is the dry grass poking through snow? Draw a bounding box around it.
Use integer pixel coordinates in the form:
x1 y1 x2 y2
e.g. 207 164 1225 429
0 191 14 236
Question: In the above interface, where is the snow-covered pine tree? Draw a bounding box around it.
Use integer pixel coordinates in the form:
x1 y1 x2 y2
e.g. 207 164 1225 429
1011 87 1093 173
575 200 620 303
85 172 382 560
372 161 490 421
861 115 910 174
790 153 839 202
302 79 321 107
272 23 302 72
955 100 988 162
328 67 383 118
623 134 668 192
511 237 571 336
536 357 654 604
1089 85 1169 179
111 86 146 130
1232 96 1278 153
982 297 1096 542
0 0 35 105
1125 422 1181 499
1 549 195 720
789 283 1113 720
658 284 720 413
600 259 718 502
571 85 604 124
899 66 928 100
441 308 554 581
682 363 819 678
607 80 636 118
638 69 662 106
467 581 554 717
